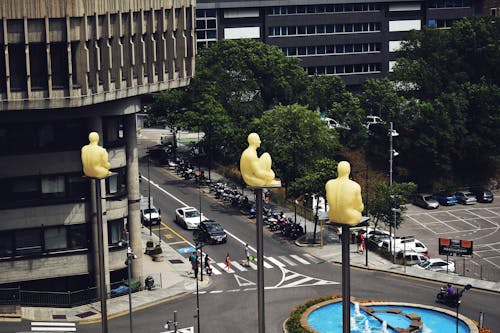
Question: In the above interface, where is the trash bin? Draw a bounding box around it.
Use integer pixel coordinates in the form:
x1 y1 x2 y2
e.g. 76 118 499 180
145 276 154 291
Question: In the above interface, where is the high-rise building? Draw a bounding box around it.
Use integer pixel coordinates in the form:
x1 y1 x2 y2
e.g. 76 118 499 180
0 0 195 302
195 0 497 88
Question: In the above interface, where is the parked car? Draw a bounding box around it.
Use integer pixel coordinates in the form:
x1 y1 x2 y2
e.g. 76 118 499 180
323 117 351 130
175 206 207 229
193 220 228 244
414 258 456 273
379 238 429 257
412 193 439 209
141 207 161 226
433 192 458 206
397 251 428 266
365 115 385 127
470 187 494 203
455 191 477 205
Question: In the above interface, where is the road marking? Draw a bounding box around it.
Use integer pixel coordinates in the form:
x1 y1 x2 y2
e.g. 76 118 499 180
234 274 256 287
231 261 248 271
290 254 310 264
31 321 76 332
162 326 194 333
266 256 286 267
302 253 322 263
278 256 297 266
216 262 234 273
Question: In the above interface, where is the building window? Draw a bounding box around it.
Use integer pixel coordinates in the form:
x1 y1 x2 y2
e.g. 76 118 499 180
50 43 69 88
268 22 381 38
15 229 42 255
41 175 66 198
429 0 471 8
108 219 125 245
106 167 127 196
29 43 48 90
12 178 39 200
103 117 124 147
268 3 380 15
69 224 88 249
9 44 27 91
0 232 14 258
44 226 68 251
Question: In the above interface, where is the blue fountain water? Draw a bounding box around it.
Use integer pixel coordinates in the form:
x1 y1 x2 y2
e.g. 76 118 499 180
307 302 470 333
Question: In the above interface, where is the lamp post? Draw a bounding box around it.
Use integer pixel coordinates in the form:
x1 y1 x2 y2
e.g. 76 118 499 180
389 122 399 262
456 284 472 333
125 231 137 333
147 155 152 237
195 248 201 333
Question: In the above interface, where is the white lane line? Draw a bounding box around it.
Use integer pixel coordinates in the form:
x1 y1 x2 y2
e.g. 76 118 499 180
290 254 310 264
281 277 313 288
209 266 222 275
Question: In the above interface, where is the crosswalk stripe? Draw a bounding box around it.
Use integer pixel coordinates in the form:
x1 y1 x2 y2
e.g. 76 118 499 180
302 253 321 263
209 265 222 275
248 261 258 270
231 261 248 271
216 262 235 273
278 255 297 266
32 322 76 327
254 258 273 268
266 256 285 267
290 254 310 264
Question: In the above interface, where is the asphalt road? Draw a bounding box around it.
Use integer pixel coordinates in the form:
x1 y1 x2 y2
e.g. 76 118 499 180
69 158 500 333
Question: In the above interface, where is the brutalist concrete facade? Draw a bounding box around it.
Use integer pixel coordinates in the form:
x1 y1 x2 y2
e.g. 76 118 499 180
0 0 195 297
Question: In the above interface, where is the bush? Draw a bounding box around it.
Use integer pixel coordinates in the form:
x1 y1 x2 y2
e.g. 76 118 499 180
153 245 163 255
286 295 339 333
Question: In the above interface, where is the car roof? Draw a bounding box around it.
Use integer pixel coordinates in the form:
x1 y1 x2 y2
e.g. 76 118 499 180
179 206 196 211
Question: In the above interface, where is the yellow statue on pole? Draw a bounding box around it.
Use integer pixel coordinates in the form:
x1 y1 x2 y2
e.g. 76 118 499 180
326 161 364 225
81 132 111 179
240 133 280 187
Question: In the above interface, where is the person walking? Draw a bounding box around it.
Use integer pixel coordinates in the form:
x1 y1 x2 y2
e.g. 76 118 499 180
188 251 197 275
243 243 250 266
204 255 212 276
225 252 231 271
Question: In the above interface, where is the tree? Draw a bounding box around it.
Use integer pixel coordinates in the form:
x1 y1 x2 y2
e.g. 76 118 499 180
329 91 367 149
252 104 340 192
359 78 404 122
304 75 347 114
369 182 417 232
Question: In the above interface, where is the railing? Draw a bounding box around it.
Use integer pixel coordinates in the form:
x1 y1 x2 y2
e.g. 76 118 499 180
0 273 162 308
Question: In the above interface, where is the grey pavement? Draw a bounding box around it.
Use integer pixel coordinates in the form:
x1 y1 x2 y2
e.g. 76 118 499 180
15 134 499 324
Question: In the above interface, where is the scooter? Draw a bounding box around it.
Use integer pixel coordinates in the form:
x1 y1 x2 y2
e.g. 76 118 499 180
436 286 458 307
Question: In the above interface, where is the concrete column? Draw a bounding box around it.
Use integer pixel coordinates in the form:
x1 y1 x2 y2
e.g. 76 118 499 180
88 117 111 295
124 113 143 280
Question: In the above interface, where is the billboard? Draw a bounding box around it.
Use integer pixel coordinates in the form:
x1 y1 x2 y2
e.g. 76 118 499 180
438 238 473 256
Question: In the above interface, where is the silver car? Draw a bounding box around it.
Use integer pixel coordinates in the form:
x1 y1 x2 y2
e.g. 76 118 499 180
455 191 477 205
412 193 439 209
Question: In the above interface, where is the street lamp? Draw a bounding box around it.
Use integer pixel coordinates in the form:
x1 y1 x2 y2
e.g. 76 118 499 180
147 154 152 237
389 122 399 262
456 284 472 333
125 231 137 333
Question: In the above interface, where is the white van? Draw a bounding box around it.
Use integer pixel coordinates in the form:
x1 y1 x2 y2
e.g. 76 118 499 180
398 251 428 266
380 239 429 257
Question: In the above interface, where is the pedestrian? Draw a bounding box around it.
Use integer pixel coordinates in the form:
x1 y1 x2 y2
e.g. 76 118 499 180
188 251 197 275
336 227 342 242
360 233 365 253
243 243 250 266
356 231 363 252
225 252 231 271
204 256 212 276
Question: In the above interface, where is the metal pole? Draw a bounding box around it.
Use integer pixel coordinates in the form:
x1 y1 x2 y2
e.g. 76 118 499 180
389 122 393 263
365 223 368 267
456 300 460 333
341 225 351 333
199 184 203 283
127 246 133 333
95 179 108 333
256 189 265 333
195 253 200 333
148 156 152 237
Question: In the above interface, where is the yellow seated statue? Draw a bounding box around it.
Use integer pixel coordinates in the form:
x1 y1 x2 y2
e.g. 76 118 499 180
325 161 364 226
240 133 280 187
81 132 111 179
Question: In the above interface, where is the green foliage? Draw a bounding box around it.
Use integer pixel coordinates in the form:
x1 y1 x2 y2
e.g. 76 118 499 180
289 158 338 199
369 181 417 230
304 75 347 113
329 91 367 148
252 104 340 190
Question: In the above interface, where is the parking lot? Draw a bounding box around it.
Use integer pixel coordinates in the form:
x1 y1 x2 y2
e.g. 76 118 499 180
399 199 500 281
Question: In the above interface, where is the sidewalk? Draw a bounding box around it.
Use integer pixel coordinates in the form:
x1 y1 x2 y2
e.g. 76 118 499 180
21 228 211 323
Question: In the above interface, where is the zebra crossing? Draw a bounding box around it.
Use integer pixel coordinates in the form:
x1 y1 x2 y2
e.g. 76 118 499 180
30 321 76 332
207 253 321 276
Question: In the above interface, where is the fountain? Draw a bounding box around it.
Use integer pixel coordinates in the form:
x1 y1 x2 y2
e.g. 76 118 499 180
382 320 389 333
364 319 370 333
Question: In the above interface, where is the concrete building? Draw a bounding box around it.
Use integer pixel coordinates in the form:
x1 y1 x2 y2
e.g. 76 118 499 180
0 0 195 301
195 0 499 88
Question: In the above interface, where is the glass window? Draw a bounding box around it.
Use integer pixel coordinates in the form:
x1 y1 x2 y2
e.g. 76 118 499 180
38 124 55 148
196 20 206 29
288 7 296 14
297 26 306 35
326 25 334 33
335 65 344 74
297 6 305 13
108 174 118 194
41 175 66 198
335 24 343 33
29 43 48 89
317 46 326 54
69 224 87 249
288 26 297 35
207 31 217 39
108 219 125 245
207 20 216 29
44 226 68 250
12 178 39 199
307 46 316 55
336 45 344 53
345 44 354 53
104 117 124 145
0 232 14 257
298 47 306 55
354 44 363 52
197 31 206 39
345 24 353 32
317 25 325 34
326 45 335 54
15 229 42 254
307 25 315 34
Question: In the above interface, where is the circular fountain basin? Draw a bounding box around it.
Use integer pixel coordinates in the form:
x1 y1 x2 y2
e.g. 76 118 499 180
302 300 478 333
